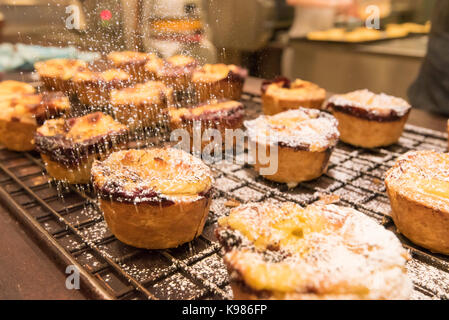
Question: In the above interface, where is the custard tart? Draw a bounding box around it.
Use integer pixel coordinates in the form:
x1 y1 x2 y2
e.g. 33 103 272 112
35 112 127 184
149 55 198 91
0 92 70 151
385 151 449 255
109 81 174 129
327 89 411 148
91 147 213 249
34 58 87 94
192 64 247 102
261 77 326 115
216 201 412 300
106 51 153 82
168 99 245 152
244 108 339 187
0 80 35 100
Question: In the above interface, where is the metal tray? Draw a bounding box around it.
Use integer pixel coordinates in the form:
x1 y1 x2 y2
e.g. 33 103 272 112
0 93 448 300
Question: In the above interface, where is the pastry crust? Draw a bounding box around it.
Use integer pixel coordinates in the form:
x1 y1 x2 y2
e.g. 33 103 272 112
168 99 245 151
244 108 339 185
327 89 411 148
109 81 174 129
106 51 154 82
34 59 87 94
261 78 326 115
91 148 213 249
192 64 247 102
0 91 70 151
385 151 449 255
0 80 35 100
149 55 198 91
35 112 128 184
216 201 412 300
72 68 131 106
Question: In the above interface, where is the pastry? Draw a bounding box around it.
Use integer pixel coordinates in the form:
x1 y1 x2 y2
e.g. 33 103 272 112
326 89 411 148
191 64 247 102
261 77 326 115
34 58 87 94
216 201 412 300
0 92 70 151
91 147 213 249
244 108 339 187
35 112 127 184
0 80 35 100
149 55 198 91
109 81 174 129
72 67 131 106
106 51 154 82
168 99 245 152
385 150 449 255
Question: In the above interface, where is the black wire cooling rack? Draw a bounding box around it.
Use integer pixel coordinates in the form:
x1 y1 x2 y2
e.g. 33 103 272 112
0 92 448 300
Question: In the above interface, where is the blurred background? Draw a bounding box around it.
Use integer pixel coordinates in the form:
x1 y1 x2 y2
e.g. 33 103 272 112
0 0 436 98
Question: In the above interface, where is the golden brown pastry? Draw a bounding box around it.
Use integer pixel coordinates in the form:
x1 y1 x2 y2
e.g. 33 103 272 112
216 201 412 300
91 147 213 249
168 99 245 151
34 58 87 94
0 92 70 151
72 68 131 106
261 78 326 115
109 81 174 129
35 112 127 184
192 64 247 102
244 108 339 187
327 89 411 148
385 151 449 255
147 55 198 91
106 51 154 82
0 80 35 100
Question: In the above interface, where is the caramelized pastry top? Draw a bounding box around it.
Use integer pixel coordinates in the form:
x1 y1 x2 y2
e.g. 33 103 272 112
34 59 87 80
72 68 130 83
0 92 69 125
244 108 339 152
327 89 411 121
192 63 247 83
107 51 153 66
216 201 412 300
385 151 449 213
155 55 198 78
92 148 213 204
169 100 244 123
0 80 35 99
109 81 173 106
262 78 326 102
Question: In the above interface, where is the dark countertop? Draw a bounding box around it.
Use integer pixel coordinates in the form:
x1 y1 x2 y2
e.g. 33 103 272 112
0 75 447 300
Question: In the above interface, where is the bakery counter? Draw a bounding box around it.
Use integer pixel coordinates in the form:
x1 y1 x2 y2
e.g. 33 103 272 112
0 74 447 300
282 36 428 100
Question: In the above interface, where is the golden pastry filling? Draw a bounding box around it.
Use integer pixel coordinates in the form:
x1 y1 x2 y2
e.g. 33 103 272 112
0 80 35 99
34 59 87 80
386 151 449 212
107 51 152 65
92 148 213 202
109 81 173 106
217 201 412 299
37 112 126 143
192 64 235 82
244 108 339 152
265 79 325 101
166 55 196 67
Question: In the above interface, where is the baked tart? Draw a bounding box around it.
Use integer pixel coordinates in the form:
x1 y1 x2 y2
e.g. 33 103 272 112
149 55 198 91
192 64 247 102
0 80 35 100
0 92 70 151
261 77 326 115
91 147 213 249
216 201 412 300
72 68 131 106
327 89 411 148
244 108 339 187
35 112 127 184
109 81 174 129
168 99 245 152
34 58 87 94
106 51 153 82
385 151 449 255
